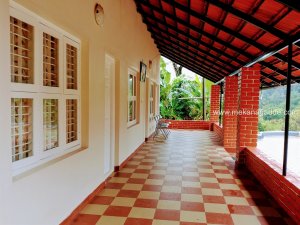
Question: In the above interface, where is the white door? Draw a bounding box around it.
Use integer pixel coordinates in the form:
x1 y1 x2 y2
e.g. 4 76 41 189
104 54 115 176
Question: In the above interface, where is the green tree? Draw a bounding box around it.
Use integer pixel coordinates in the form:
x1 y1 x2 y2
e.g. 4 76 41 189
159 57 213 120
160 58 175 119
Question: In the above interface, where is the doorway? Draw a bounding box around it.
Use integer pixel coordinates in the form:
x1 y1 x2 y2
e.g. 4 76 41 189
104 54 115 176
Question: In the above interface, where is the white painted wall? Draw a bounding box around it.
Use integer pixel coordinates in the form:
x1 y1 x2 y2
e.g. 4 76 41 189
0 0 160 224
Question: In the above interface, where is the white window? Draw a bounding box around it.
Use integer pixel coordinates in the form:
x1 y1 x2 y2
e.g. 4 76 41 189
11 98 33 162
10 16 34 84
10 3 81 173
66 98 78 144
128 68 139 127
150 82 155 117
66 43 78 90
43 98 59 151
43 32 59 87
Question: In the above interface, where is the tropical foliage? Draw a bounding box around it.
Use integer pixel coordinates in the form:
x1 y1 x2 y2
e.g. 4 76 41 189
259 84 300 131
160 58 212 120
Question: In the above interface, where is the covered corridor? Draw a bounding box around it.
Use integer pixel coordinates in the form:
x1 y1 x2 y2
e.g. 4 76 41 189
0 0 299 224
70 130 294 225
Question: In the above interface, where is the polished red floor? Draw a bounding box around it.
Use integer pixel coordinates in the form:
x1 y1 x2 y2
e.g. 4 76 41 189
71 130 295 225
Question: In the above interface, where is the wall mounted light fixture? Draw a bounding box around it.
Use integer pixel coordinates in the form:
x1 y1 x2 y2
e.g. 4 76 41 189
94 3 104 27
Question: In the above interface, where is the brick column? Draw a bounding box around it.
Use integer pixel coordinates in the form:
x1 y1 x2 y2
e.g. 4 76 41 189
236 66 261 165
223 76 239 153
209 85 220 130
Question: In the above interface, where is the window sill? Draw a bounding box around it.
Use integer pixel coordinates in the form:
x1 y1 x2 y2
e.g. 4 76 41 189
127 121 139 129
13 146 87 181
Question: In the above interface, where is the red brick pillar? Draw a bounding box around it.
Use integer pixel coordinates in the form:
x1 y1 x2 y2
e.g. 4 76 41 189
209 85 220 130
223 76 239 153
236 66 261 165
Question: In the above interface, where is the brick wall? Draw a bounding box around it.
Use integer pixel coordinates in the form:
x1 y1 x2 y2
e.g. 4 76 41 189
212 123 223 144
164 120 210 130
245 148 300 223
210 85 220 123
238 67 260 148
236 66 260 165
223 76 239 153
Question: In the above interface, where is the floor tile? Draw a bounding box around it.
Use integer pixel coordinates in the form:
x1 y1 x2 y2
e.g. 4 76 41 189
204 203 230 214
220 183 240 190
109 177 129 183
145 179 164 185
142 184 162 192
228 205 254 215
224 196 250 206
152 220 180 225
181 201 204 212
70 130 294 225
181 194 203 202
181 187 202 194
72 214 101 225
201 188 223 196
161 186 182 193
124 218 152 225
154 209 180 221
95 216 126 225
91 196 114 205
205 212 234 225
97 189 119 197
103 206 131 217
203 195 225 204
110 197 136 207
222 189 244 197
157 200 181 210
105 183 124 189
122 183 143 191
134 198 158 208
231 214 261 225
131 173 149 179
117 190 140 198
160 192 181 201
81 204 108 215
128 207 155 219
180 211 206 223
138 191 160 200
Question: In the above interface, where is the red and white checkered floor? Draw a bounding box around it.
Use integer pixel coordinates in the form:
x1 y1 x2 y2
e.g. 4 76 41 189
71 130 295 225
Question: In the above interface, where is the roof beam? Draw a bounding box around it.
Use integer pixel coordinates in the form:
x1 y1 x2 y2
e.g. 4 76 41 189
157 34 295 82
138 4 300 71
138 1 263 56
275 0 300 12
261 71 284 85
207 0 288 39
274 52 300 70
156 41 232 75
158 46 225 79
159 50 224 81
160 0 300 72
161 52 220 82
139 12 247 64
161 0 269 51
152 32 238 71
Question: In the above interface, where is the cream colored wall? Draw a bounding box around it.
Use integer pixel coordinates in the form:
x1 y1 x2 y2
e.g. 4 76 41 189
0 1 12 224
0 0 160 224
